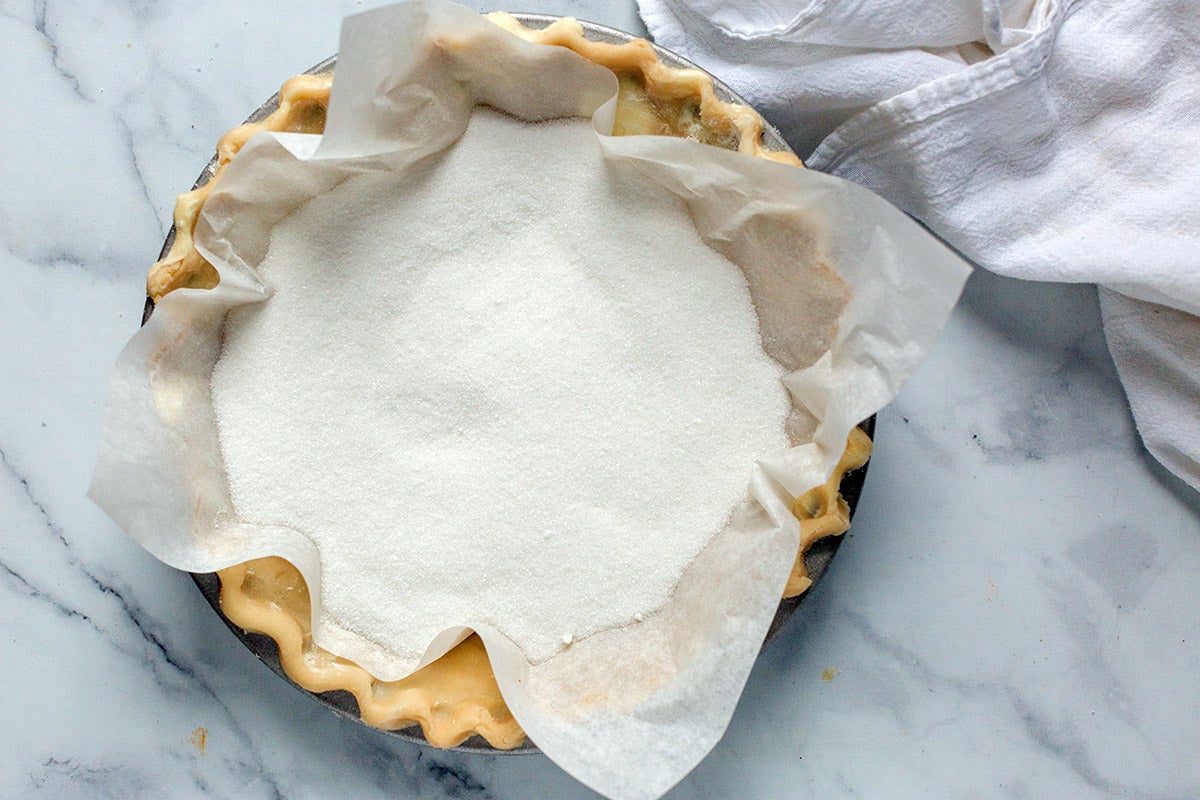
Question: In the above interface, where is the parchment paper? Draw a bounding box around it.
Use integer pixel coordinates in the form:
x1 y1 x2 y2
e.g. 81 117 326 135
90 3 970 798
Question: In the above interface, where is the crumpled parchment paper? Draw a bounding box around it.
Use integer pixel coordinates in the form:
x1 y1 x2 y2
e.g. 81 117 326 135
91 3 971 798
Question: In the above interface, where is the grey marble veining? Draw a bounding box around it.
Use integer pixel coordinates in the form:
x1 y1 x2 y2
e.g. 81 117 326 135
2 1 1197 798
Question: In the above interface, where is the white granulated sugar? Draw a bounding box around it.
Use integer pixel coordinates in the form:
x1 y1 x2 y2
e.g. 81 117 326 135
211 109 791 664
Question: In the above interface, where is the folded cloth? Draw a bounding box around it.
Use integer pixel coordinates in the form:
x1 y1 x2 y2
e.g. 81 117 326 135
640 0 1200 491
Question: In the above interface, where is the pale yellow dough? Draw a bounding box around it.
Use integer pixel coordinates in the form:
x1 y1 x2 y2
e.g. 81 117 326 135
151 15 870 749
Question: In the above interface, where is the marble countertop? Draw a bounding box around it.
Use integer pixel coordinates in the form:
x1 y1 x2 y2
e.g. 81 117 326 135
3 1 1198 798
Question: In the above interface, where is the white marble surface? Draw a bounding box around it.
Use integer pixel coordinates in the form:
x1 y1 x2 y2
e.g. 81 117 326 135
2 1 1198 798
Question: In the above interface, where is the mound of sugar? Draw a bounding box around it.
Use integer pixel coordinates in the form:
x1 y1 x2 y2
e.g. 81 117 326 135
211 109 790 664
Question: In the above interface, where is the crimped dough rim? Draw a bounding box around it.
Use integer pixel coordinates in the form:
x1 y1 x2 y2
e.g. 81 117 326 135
146 15 801 301
149 14 870 750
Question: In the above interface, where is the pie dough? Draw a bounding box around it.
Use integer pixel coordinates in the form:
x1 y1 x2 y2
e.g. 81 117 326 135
148 14 872 749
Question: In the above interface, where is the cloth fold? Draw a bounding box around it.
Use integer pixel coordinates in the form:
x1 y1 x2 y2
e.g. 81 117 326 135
640 0 1200 490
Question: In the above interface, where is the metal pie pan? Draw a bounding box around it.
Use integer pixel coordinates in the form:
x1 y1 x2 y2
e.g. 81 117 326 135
149 13 874 755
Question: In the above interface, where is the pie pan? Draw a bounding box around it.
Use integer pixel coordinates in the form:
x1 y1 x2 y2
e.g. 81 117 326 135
147 13 874 754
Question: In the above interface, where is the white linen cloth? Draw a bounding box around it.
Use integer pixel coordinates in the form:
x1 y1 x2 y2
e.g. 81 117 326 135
639 0 1200 490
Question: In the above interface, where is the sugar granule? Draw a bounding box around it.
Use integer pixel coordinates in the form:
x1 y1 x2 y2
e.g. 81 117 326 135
211 109 791 664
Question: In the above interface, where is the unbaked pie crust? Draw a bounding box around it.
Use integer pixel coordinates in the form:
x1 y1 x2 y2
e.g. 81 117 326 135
149 14 871 750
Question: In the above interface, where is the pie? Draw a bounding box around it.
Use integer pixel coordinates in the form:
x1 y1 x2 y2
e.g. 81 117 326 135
146 14 872 750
